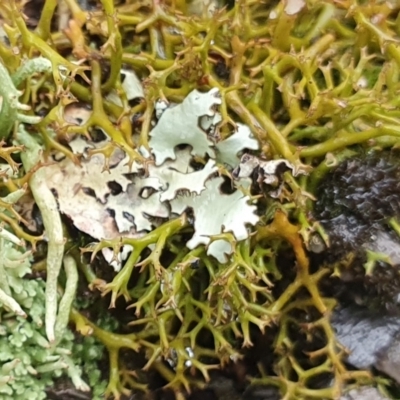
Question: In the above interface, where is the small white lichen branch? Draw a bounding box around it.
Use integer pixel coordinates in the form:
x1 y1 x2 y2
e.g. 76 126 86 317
0 57 52 138
54 254 78 345
17 125 65 343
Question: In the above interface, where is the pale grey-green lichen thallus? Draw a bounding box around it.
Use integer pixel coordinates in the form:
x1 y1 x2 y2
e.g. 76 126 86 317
0 57 51 138
17 125 64 343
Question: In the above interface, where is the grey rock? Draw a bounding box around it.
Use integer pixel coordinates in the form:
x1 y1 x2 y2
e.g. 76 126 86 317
332 306 400 369
340 386 390 400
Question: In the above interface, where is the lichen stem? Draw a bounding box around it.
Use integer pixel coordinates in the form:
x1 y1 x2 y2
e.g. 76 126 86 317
300 126 400 158
54 255 79 345
17 126 65 343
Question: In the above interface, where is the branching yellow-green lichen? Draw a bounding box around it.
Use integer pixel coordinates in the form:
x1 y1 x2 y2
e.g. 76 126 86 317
1 0 400 399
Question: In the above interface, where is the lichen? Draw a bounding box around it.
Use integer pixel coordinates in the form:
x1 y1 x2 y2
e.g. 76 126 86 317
0 0 400 399
0 213 106 400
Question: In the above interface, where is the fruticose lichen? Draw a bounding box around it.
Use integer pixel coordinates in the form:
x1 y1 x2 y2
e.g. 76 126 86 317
0 210 106 399
1 0 400 399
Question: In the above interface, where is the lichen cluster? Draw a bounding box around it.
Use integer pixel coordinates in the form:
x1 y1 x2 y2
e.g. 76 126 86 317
1 0 400 399
0 210 106 399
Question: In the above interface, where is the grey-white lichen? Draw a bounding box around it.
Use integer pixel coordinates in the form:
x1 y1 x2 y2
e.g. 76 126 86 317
0 57 52 138
37 88 262 266
170 176 260 263
149 88 222 165
17 125 65 343
0 208 104 399
0 187 30 317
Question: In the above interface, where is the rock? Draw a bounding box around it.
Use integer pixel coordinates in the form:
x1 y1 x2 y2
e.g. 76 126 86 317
340 386 390 400
332 305 400 383
314 151 400 308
